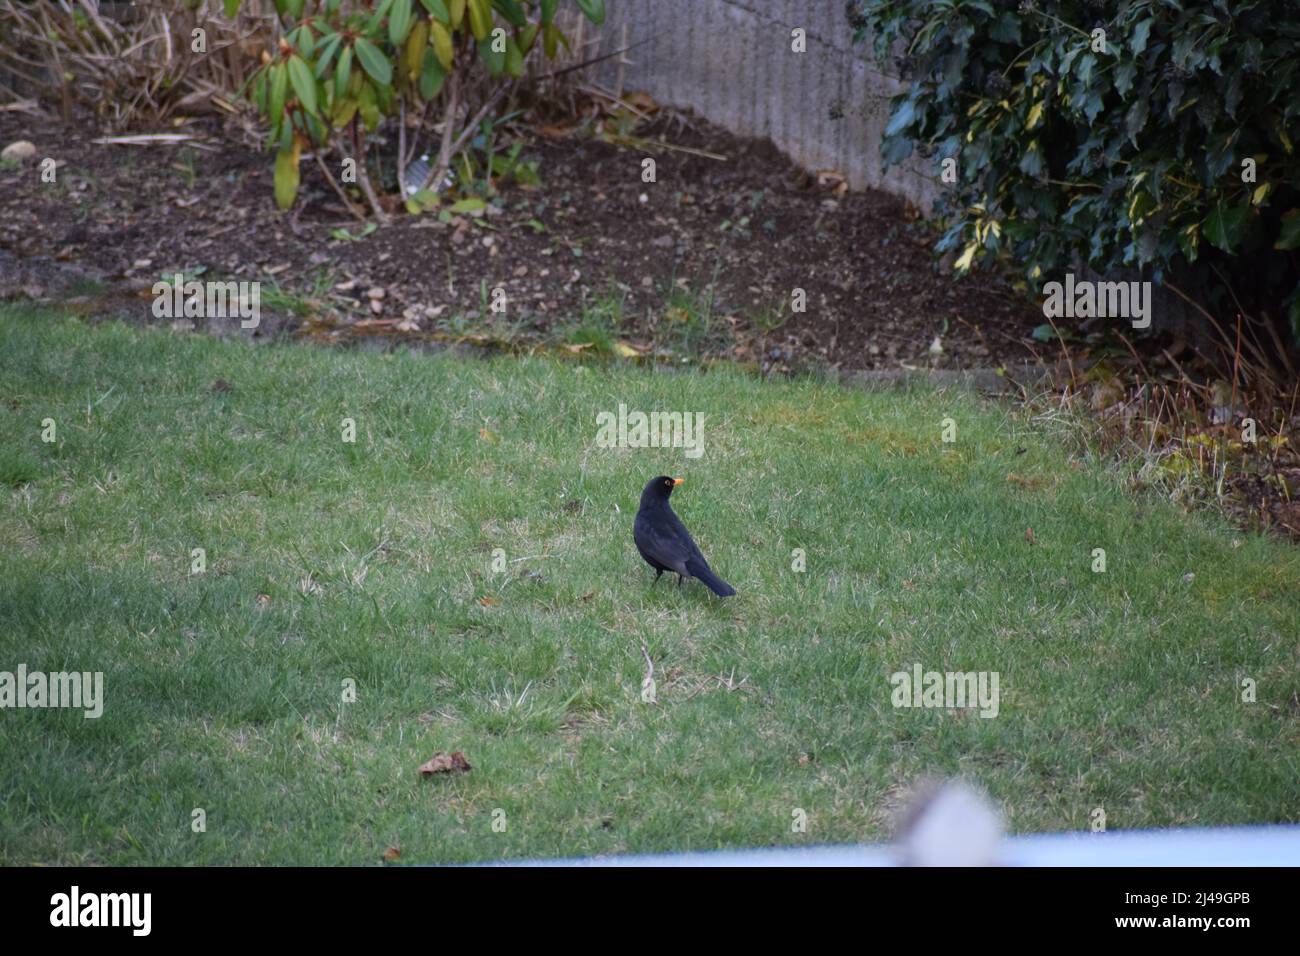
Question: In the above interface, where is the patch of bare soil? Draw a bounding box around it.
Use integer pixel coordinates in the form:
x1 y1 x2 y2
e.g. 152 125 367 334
0 106 1042 372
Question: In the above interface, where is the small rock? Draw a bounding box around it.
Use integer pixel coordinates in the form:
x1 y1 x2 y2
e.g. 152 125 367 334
366 287 385 300
2 140 36 163
1182 572 1195 583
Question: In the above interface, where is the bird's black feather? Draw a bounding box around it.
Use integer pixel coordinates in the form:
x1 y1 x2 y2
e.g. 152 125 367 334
633 476 736 597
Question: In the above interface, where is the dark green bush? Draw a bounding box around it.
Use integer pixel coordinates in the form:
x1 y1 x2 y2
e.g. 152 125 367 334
848 0 1300 346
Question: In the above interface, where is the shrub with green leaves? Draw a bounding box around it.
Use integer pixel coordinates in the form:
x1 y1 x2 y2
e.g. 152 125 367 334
848 0 1300 347
229 0 605 219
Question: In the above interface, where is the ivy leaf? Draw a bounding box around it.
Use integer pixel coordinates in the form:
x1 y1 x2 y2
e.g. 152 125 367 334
1203 199 1250 253
989 13 1020 43
885 96 918 138
1018 142 1045 178
1275 209 1300 251
1131 18 1153 56
1114 61 1136 97
953 241 978 273
1125 97 1148 146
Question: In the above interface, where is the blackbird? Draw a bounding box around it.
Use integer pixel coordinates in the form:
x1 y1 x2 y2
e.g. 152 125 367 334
634 476 736 597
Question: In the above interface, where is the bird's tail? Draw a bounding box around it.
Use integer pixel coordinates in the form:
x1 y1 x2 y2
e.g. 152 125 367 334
687 558 736 597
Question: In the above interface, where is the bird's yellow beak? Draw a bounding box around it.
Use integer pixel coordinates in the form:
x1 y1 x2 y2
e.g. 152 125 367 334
672 478 684 485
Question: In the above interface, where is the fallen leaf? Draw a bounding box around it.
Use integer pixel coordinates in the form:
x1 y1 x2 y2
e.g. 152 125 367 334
381 846 401 862
537 123 577 139
478 427 499 443
816 168 846 189
418 750 472 776
1024 527 1036 544
613 341 643 358
624 91 659 112
478 596 499 606
563 342 594 353
255 593 272 608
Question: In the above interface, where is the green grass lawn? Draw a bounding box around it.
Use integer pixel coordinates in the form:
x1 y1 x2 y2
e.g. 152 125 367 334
1 306 1297 865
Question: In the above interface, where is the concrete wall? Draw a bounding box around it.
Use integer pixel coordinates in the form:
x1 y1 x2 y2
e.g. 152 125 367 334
588 0 937 207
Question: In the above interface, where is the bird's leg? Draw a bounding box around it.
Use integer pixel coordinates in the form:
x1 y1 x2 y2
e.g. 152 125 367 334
676 574 684 588
651 569 663 587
